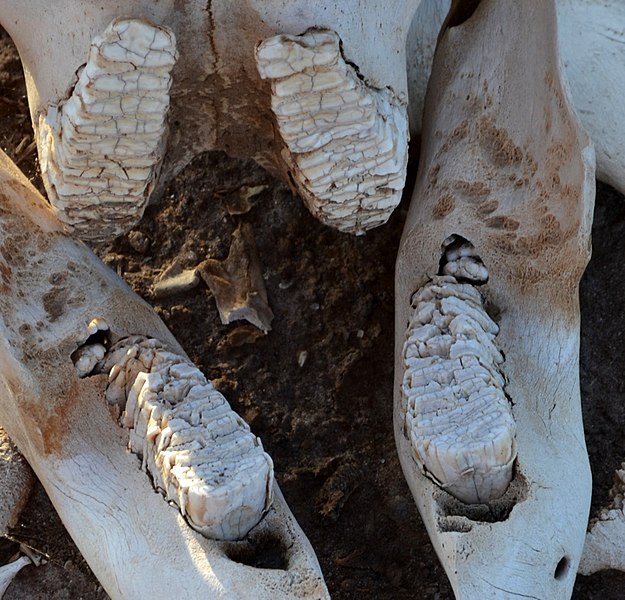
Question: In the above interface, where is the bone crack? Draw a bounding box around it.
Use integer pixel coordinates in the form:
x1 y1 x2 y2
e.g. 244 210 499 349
402 276 516 504
84 335 273 541
256 29 408 235
38 18 177 242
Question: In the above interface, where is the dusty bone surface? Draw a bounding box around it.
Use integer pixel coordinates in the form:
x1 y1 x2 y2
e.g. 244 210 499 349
0 149 328 599
0 1 420 240
395 0 595 597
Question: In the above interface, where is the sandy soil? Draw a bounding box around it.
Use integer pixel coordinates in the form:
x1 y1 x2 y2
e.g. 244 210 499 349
2 25 625 600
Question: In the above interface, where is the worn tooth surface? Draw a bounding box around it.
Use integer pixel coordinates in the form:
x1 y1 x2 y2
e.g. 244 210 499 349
256 29 408 235
79 336 274 541
38 18 177 242
402 276 516 504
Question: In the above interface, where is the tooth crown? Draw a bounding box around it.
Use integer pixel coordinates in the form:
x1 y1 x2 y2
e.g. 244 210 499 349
402 276 516 504
256 29 408 235
38 18 177 242
104 337 273 541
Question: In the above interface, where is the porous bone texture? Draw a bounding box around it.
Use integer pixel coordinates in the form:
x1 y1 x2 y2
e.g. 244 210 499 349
256 29 408 235
103 337 273 541
38 18 177 242
401 276 516 503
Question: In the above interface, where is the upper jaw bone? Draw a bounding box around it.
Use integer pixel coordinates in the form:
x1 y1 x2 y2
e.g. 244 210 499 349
395 0 594 597
0 150 328 599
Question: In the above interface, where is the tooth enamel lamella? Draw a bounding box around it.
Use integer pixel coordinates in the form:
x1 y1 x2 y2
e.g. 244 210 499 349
256 29 408 235
38 18 177 242
100 336 273 541
402 276 516 504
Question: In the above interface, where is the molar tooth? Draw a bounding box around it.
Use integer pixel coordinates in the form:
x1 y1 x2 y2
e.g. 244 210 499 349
402 276 516 504
38 18 177 242
99 337 273 541
256 29 408 235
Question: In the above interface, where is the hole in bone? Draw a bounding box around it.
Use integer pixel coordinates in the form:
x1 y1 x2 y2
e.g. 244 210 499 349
71 318 111 377
444 0 482 29
438 234 488 284
554 555 571 581
222 531 289 570
434 469 528 532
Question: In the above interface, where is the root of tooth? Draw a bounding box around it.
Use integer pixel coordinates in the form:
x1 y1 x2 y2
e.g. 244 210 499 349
38 18 177 242
92 336 273 541
402 276 516 504
256 29 408 235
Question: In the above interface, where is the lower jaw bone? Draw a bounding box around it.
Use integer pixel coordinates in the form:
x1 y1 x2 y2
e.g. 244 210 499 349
0 149 328 599
255 29 408 235
395 1 594 597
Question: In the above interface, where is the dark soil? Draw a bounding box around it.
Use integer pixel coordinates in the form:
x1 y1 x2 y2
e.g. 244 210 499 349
2 26 625 600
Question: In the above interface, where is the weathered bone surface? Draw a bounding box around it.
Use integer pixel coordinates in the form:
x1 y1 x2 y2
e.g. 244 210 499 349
1 0 420 239
0 149 328 599
402 275 516 504
580 464 625 575
395 0 595 597
407 0 625 201
0 556 31 597
37 17 176 242
256 29 408 234
90 334 273 541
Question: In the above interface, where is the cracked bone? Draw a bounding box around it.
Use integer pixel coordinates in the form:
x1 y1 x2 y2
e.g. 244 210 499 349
395 0 595 597
0 149 328 599
1 1 421 240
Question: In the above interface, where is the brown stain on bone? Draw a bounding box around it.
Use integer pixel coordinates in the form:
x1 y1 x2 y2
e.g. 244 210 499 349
432 192 455 219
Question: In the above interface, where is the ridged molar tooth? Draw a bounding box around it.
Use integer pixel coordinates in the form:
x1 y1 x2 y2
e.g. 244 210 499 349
99 337 273 541
38 18 177 242
256 28 408 235
402 276 516 504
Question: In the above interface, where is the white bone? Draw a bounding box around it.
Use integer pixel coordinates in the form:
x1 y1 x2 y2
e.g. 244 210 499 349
395 1 595 597
0 149 328 600
0 556 31 598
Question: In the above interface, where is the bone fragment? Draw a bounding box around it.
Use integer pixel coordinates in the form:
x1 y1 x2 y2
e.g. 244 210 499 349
38 18 176 242
152 262 200 299
395 0 595 596
0 149 327 599
199 223 274 333
0 556 31 598
0 428 34 536
402 276 516 504
580 464 625 575
95 336 273 541
256 29 409 234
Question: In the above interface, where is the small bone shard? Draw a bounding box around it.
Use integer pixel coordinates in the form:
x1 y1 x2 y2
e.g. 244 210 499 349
402 273 516 504
0 556 31 598
256 29 408 235
199 223 274 333
38 18 177 242
74 334 274 541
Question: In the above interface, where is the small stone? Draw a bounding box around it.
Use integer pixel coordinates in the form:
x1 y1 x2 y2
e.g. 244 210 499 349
127 230 151 254
297 350 308 367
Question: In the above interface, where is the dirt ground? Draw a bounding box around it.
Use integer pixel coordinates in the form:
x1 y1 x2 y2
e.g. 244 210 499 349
2 25 625 600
